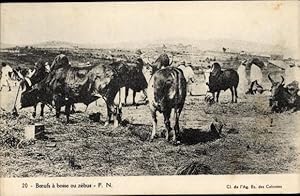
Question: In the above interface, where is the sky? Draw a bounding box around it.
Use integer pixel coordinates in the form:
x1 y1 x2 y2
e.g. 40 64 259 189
1 1 299 57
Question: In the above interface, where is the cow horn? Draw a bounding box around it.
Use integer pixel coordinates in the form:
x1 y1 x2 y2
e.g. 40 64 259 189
280 75 284 85
268 74 274 84
241 60 247 65
169 54 173 66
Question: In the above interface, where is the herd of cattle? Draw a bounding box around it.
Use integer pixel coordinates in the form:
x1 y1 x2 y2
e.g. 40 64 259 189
2 53 300 144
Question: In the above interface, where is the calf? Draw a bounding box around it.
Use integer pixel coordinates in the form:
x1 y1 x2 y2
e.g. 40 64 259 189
148 67 187 143
206 62 239 103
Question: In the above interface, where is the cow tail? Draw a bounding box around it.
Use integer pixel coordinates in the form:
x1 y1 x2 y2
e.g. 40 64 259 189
174 68 180 123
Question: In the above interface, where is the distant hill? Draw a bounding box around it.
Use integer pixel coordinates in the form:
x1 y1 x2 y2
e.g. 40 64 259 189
31 41 80 48
144 38 287 56
1 38 295 58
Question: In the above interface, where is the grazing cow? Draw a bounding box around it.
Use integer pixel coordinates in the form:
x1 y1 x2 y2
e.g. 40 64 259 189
206 62 239 103
20 55 148 126
268 74 300 112
148 67 187 143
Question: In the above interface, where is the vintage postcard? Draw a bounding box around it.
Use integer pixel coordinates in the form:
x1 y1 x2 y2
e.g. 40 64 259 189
0 1 299 195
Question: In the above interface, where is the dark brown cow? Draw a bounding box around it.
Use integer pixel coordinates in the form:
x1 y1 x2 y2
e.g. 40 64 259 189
20 55 147 127
124 53 172 105
19 60 49 117
206 62 239 103
148 66 187 144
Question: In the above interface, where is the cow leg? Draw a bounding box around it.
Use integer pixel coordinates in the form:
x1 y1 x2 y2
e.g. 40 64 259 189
65 102 71 123
163 109 172 142
230 87 234 103
105 102 117 126
113 105 122 128
32 105 37 118
212 92 215 102
234 87 238 103
71 104 76 114
174 104 184 143
132 91 136 105
40 103 45 117
216 91 220 103
150 106 157 142
55 105 61 118
125 87 129 105
53 95 61 119
104 104 112 126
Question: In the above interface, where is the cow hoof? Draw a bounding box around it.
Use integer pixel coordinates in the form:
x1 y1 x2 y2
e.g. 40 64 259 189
149 135 155 142
104 122 109 127
165 135 169 141
170 140 180 145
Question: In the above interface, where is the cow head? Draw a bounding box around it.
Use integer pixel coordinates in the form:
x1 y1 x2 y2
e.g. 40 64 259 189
268 74 285 102
20 60 48 91
205 62 222 93
31 60 48 81
145 53 173 75
50 54 70 71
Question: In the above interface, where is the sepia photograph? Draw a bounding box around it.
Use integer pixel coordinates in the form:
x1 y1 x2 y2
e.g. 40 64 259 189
0 1 299 195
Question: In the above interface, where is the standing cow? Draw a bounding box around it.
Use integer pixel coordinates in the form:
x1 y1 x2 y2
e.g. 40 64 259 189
20 55 148 127
148 67 187 144
206 62 239 103
19 60 50 117
124 53 173 105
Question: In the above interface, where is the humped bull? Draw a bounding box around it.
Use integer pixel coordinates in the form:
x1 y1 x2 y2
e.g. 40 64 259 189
147 66 187 144
20 54 148 126
268 74 300 112
206 62 239 103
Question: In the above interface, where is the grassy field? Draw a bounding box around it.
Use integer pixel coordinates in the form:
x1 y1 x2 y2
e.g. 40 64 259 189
0 48 299 177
